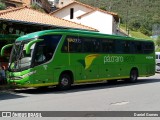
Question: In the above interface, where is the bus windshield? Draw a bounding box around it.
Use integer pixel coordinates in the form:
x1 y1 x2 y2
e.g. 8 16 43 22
8 35 62 72
8 40 34 72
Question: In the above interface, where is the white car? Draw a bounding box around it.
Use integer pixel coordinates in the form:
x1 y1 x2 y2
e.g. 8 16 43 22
156 64 160 72
155 52 160 72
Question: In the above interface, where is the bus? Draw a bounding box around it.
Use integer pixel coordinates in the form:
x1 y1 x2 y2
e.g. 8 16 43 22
1 29 155 89
155 52 160 72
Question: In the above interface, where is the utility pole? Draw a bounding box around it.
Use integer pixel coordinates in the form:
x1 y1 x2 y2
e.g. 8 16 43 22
126 0 129 36
108 1 112 11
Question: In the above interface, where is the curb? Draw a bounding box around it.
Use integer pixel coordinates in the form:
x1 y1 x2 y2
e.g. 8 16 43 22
0 85 14 92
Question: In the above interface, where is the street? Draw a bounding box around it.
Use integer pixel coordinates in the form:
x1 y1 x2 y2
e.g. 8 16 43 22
0 73 160 119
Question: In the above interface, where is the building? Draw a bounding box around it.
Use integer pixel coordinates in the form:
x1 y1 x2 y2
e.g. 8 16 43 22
3 0 24 8
3 0 52 13
50 1 120 35
0 6 96 36
0 5 96 69
48 0 74 8
27 0 51 13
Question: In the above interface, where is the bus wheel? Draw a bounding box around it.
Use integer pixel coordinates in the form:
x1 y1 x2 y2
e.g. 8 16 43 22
58 74 72 90
129 69 138 82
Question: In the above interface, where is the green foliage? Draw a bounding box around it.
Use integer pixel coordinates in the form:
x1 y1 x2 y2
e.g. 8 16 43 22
120 24 152 39
139 26 150 36
128 19 141 31
0 1 6 10
156 36 160 46
31 4 45 13
77 0 160 36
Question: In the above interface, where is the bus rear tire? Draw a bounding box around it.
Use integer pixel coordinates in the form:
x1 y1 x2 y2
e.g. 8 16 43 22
129 69 138 83
58 74 72 90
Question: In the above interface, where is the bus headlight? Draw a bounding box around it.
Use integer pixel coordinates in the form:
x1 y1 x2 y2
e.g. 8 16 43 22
9 71 36 80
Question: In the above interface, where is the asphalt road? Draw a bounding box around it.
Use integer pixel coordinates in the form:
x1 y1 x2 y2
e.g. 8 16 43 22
0 73 160 119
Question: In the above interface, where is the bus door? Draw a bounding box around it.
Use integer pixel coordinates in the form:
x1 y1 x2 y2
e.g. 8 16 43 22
32 44 53 85
31 35 61 85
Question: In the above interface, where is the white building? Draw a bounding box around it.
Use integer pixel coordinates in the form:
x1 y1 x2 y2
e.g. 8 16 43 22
50 1 120 35
48 0 74 8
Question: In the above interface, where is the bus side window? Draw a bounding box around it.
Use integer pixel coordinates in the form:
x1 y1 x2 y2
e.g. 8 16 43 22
93 39 100 53
109 42 114 53
102 40 109 53
130 42 136 54
136 42 143 54
143 42 154 54
124 41 130 53
61 36 82 53
34 35 61 66
115 40 124 54
82 37 100 53
61 40 68 52
102 39 115 53
83 38 92 53
34 45 46 64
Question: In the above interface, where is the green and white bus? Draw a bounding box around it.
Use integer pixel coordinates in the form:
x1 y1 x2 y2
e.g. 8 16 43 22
1 29 155 89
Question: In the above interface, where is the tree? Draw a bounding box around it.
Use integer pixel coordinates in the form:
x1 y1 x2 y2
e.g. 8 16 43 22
139 26 150 36
156 36 160 52
0 1 6 10
156 36 160 46
128 19 141 31
31 4 45 13
77 0 160 37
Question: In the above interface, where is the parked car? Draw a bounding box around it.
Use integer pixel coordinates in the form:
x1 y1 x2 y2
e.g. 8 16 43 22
156 63 160 72
155 52 160 72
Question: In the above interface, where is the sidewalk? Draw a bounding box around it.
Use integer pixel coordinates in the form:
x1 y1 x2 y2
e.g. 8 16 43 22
0 85 12 92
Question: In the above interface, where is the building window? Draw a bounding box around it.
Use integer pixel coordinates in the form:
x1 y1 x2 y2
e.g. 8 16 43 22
56 0 59 4
70 8 74 19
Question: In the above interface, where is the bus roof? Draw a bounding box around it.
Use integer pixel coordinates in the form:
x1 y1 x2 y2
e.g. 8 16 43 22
16 29 153 42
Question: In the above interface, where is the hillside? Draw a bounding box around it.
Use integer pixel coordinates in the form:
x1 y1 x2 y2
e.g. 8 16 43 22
77 0 160 37
120 25 152 39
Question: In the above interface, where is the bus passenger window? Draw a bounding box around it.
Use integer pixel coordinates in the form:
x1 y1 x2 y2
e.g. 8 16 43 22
102 39 114 53
123 41 130 53
61 36 82 53
130 42 136 53
143 42 154 54
34 45 46 64
82 38 92 53
34 35 61 66
135 42 143 53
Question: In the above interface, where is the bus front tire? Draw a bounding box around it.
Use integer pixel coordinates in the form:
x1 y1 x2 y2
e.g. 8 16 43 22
129 69 138 83
58 74 72 90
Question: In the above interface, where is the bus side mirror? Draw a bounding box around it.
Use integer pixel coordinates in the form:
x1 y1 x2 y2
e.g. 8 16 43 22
1 44 13 56
25 39 43 54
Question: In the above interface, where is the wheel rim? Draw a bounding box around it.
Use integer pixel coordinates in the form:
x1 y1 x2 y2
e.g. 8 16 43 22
131 71 137 81
61 77 69 86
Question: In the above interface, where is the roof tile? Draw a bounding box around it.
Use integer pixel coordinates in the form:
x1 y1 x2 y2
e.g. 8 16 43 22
0 6 96 31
